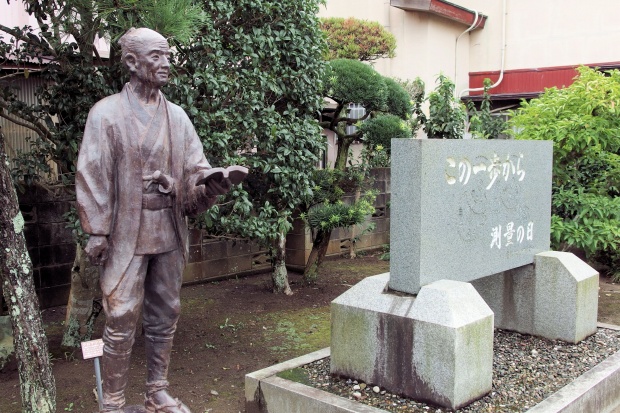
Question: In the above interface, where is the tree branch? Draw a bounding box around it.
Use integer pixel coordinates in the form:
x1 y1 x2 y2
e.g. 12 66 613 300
0 100 53 143
335 111 371 124
337 131 360 144
0 110 48 141
0 70 43 81
0 24 57 58
203 234 251 242
329 102 345 131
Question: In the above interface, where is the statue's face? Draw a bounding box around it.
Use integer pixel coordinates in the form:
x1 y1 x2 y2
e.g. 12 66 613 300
133 36 171 88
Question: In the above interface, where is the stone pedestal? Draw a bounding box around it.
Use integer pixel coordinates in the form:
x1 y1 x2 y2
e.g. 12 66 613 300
330 274 494 410
472 251 598 343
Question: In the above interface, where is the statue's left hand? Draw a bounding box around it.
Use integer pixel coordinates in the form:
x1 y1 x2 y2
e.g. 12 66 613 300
184 173 232 217
204 178 232 196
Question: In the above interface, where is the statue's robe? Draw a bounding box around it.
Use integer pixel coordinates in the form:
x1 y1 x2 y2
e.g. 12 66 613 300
76 84 215 296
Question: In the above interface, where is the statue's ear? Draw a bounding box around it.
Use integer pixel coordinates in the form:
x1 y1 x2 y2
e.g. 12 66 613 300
125 53 138 73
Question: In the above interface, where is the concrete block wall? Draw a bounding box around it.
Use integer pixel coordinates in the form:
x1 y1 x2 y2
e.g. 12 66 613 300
183 230 270 284
2 185 272 311
17 184 76 309
285 168 391 268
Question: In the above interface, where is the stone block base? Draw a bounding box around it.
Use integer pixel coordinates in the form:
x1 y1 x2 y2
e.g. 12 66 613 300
330 274 493 410
472 251 598 343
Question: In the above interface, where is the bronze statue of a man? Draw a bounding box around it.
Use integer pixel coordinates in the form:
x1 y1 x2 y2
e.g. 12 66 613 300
76 28 229 413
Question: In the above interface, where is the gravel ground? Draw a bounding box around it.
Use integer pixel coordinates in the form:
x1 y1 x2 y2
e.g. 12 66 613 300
301 328 620 412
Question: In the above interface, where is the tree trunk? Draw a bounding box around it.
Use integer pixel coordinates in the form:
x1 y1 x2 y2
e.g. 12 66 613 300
61 243 102 348
348 188 361 259
305 132 354 282
0 132 56 412
271 231 292 295
303 228 332 284
334 138 351 171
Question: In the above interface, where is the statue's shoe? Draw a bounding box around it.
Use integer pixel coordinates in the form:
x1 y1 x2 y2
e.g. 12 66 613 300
99 405 124 413
145 391 191 413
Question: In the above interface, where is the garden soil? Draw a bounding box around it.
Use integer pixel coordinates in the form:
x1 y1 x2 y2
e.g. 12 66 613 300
1 253 619 413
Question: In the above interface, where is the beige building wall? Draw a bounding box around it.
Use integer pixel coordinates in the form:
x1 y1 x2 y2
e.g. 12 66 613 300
7 0 619 96
0 2 38 27
467 0 620 72
319 0 620 96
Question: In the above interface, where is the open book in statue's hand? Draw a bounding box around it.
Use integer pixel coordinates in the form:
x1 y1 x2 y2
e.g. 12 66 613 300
195 165 249 187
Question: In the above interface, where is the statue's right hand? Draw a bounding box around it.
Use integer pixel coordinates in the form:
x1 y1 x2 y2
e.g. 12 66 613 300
85 235 109 266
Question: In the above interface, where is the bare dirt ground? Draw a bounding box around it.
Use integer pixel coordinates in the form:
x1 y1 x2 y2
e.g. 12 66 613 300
1 252 619 413
0 254 389 413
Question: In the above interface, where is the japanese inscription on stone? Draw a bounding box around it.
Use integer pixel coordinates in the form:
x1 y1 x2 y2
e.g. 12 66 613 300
389 139 553 295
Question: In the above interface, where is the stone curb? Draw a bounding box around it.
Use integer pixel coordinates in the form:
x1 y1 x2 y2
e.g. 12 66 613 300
246 340 620 413
526 333 620 413
598 322 620 331
245 348 386 413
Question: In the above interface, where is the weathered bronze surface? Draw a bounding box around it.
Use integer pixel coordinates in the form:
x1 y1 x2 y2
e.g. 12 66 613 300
116 406 146 413
76 28 239 413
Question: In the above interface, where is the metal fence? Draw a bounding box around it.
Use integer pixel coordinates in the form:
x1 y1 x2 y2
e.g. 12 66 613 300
1 76 46 169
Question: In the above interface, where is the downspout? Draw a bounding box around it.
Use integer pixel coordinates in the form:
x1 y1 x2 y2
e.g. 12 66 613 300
454 9 481 93
459 0 507 97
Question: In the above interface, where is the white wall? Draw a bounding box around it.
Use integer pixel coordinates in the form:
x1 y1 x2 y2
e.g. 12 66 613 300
467 0 620 72
319 0 620 96
0 2 38 27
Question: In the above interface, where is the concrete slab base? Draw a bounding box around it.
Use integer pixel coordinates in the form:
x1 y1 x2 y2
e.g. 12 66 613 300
245 341 620 413
472 251 599 343
330 273 494 410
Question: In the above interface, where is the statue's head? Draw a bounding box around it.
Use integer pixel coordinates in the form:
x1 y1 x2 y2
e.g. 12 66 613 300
119 28 170 88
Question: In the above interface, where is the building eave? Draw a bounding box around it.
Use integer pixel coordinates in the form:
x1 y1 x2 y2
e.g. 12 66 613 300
390 0 487 29
466 62 620 99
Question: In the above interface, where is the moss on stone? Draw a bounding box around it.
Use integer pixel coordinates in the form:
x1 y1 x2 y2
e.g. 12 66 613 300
276 367 312 385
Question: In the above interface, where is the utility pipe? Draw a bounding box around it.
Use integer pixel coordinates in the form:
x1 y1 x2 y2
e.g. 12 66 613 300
454 9 481 93
459 0 507 98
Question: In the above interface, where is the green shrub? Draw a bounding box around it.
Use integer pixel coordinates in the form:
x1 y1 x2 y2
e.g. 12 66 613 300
322 59 387 113
425 74 466 139
360 114 411 167
383 77 413 119
320 17 396 62
510 66 620 278
467 78 507 139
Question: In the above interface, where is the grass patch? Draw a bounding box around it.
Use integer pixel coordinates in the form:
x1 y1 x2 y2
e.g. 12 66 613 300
276 367 312 385
260 307 331 356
